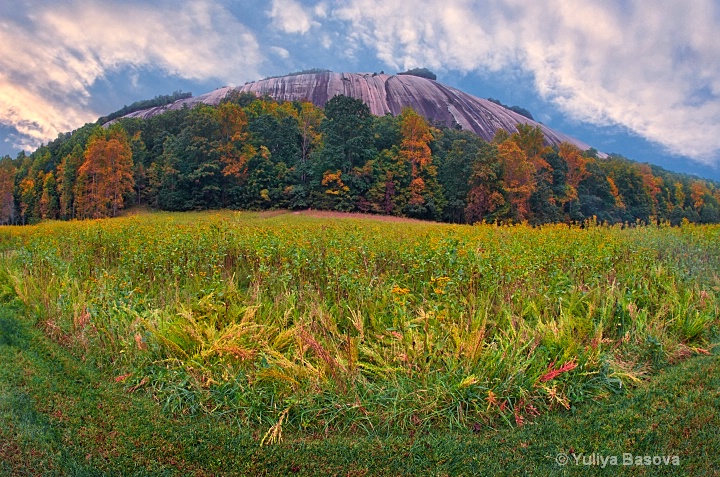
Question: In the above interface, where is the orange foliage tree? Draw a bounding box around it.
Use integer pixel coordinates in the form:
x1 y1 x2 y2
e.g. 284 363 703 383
398 108 443 214
636 163 662 215
217 102 256 180
74 126 134 219
691 181 710 211
558 142 589 199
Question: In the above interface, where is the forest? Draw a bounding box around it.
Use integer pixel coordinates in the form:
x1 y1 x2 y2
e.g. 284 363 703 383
2 92 719 225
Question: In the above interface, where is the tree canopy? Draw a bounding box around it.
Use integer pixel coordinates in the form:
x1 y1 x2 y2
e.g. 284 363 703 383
397 68 437 81
3 93 719 226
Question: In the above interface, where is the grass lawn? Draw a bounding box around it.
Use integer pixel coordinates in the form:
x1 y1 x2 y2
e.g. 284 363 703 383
1 301 718 476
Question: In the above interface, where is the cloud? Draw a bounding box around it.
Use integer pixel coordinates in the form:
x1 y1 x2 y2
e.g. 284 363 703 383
0 0 263 151
271 46 291 59
268 0 318 34
332 0 720 165
314 2 329 19
320 34 332 49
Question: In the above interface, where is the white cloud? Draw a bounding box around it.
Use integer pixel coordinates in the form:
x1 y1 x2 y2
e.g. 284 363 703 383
320 34 332 49
0 0 263 151
314 2 328 19
332 0 720 165
271 46 291 59
268 0 318 34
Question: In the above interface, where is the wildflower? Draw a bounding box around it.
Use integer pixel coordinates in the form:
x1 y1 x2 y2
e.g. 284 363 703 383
539 359 578 382
430 276 450 295
391 285 410 295
485 390 498 410
115 373 132 383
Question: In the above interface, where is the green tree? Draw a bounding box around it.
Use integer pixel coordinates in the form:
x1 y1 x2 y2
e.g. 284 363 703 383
242 146 289 209
18 172 39 225
39 171 59 219
157 105 223 210
465 142 507 223
296 101 324 185
0 156 15 224
317 95 376 175
56 145 85 219
372 114 401 153
434 129 481 223
247 103 301 168
367 147 408 216
577 160 621 223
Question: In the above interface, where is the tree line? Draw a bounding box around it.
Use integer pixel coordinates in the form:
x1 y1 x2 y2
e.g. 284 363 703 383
2 92 719 225
96 91 192 125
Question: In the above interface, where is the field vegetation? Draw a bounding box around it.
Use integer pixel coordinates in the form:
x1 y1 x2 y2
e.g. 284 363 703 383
1 211 717 442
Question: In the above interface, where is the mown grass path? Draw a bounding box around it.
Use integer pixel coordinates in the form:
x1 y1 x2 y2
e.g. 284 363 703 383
1 304 718 476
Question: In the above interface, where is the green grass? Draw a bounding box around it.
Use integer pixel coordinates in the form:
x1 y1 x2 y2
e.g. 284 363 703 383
1 303 719 476
1 210 719 474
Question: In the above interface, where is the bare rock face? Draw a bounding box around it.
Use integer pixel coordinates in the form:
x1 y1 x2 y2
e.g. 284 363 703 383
122 72 595 151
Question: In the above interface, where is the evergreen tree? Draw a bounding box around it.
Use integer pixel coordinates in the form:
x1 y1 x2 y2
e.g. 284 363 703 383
317 95 375 175
0 156 15 224
39 172 59 219
434 129 481 223
465 142 507 223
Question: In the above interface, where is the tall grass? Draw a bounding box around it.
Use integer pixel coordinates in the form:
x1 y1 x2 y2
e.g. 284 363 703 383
1 211 718 434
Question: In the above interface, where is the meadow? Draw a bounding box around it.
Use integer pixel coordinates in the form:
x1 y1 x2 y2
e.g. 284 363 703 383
1 210 717 445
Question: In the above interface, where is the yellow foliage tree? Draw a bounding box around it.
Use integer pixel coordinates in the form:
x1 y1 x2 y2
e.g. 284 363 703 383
498 140 536 220
511 124 551 173
674 182 686 209
217 102 256 179
607 177 625 209
399 108 433 177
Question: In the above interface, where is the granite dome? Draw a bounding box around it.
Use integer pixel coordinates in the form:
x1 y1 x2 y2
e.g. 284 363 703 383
121 71 596 152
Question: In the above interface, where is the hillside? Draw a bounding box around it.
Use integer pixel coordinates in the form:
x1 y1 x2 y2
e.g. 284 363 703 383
118 71 595 151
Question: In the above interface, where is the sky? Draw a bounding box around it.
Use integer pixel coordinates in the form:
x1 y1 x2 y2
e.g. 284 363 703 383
1 0 720 180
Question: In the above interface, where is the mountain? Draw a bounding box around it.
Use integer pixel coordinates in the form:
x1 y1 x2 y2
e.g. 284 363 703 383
7 70 720 227
119 71 597 152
